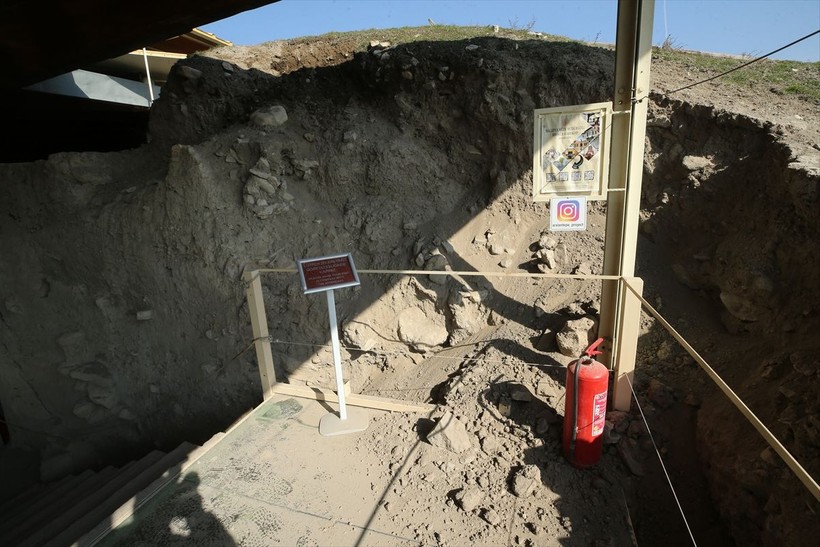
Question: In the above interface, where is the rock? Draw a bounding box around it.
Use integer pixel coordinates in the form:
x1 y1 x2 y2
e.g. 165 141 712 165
481 507 501 525
801 415 820 446
603 422 621 444
684 392 702 407
536 249 557 269
119 408 137 421
538 234 558 250
136 310 153 321
510 386 532 402
573 262 593 276
293 159 320 178
499 257 513 268
760 359 788 380
343 323 377 352
73 401 96 419
719 291 759 322
250 105 288 127
425 253 449 271
248 167 270 180
789 351 817 376
454 487 484 512
498 394 512 417
448 289 488 345
672 264 702 289
511 465 540 497
177 65 202 81
554 243 569 264
87 383 117 409
617 437 645 476
656 341 673 360
69 361 113 386
4 296 23 314
682 155 711 171
343 130 358 143
647 378 674 408
535 417 550 436
606 410 631 433
488 243 505 255
465 44 480 51
627 419 647 437
480 435 499 454
759 447 777 466
555 317 598 357
426 412 473 453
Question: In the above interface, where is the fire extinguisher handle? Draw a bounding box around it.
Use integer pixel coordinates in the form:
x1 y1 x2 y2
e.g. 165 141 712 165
584 337 605 358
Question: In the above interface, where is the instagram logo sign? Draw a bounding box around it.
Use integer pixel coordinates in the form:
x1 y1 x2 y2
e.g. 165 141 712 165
556 199 581 222
550 197 587 231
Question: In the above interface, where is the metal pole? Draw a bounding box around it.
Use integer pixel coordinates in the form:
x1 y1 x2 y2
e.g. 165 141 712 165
326 289 348 420
142 47 155 105
600 0 655 410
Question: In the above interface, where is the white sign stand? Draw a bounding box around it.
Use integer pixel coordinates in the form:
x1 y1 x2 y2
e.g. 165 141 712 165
318 289 369 436
296 254 368 437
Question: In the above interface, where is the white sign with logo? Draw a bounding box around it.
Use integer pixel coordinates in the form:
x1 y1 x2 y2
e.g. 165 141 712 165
549 197 587 232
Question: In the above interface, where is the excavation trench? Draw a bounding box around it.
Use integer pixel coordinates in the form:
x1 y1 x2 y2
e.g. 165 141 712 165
0 34 817 546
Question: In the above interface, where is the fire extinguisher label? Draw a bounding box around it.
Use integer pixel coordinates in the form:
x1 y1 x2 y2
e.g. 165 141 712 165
591 392 607 437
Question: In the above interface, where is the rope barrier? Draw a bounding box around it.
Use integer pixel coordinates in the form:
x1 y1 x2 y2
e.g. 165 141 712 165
255 267 621 281
267 338 567 370
625 375 698 546
665 29 820 96
621 279 820 502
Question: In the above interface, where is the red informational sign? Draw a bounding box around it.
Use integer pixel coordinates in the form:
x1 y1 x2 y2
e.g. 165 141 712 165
297 253 360 294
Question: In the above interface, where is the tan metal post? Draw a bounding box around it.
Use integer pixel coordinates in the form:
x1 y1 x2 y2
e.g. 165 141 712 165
600 0 655 410
243 270 277 399
612 278 644 410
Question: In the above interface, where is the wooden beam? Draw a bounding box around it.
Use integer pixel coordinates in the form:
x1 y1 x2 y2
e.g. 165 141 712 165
612 277 643 410
271 383 435 414
243 270 277 400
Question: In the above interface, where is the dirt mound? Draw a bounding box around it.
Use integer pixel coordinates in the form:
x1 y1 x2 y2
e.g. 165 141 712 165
1 29 818 546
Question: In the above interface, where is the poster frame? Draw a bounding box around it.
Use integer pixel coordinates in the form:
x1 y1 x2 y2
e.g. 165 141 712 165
532 101 612 202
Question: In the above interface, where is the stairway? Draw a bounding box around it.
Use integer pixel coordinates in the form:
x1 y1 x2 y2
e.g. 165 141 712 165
0 433 224 547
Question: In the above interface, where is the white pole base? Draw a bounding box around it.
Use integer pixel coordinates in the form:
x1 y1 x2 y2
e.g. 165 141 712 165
319 407 370 437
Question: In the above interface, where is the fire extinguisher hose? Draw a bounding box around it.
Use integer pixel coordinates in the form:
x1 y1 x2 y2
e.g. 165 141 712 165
570 356 582 463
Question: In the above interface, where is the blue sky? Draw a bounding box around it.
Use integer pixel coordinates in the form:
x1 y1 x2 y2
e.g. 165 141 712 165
201 1 820 62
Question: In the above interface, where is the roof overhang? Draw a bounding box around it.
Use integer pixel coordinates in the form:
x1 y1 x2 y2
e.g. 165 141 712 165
0 0 278 90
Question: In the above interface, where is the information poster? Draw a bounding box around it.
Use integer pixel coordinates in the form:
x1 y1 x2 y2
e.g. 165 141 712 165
532 102 611 201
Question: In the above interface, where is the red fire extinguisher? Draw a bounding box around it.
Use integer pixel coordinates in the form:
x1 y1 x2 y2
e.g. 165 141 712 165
562 337 609 468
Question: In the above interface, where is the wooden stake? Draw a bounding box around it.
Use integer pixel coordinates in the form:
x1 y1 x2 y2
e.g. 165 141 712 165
243 270 277 400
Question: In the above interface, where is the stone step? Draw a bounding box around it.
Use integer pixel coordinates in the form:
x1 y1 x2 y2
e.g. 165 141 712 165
77 433 225 546
0 483 48 526
0 469 94 531
39 444 197 547
0 465 120 546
